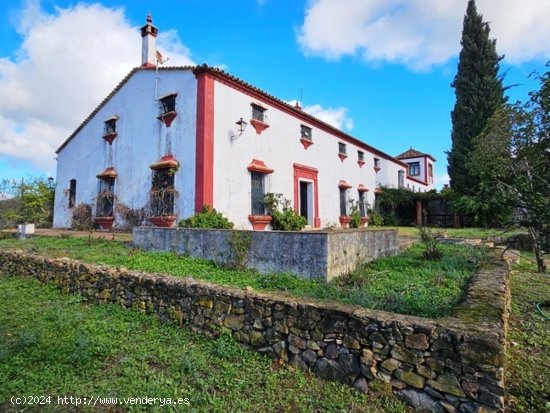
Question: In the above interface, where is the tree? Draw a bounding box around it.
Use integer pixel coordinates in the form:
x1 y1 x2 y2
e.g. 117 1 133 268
447 0 505 195
470 66 550 273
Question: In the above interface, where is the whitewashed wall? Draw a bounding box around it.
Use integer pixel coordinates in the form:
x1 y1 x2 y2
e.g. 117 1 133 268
212 81 409 229
54 69 197 228
402 156 435 192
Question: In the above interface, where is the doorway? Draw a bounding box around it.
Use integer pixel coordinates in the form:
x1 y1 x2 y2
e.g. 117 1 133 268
299 180 313 226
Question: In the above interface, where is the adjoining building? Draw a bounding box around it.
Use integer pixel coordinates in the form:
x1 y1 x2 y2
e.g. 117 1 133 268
53 15 435 230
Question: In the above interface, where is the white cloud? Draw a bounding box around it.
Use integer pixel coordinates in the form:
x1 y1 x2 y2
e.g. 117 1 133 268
288 100 354 131
435 172 450 188
298 0 550 70
0 1 194 171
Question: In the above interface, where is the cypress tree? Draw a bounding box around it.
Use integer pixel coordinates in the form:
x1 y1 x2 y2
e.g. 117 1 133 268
448 0 505 194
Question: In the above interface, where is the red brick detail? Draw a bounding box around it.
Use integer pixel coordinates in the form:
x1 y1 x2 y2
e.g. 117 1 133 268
357 160 365 167
374 166 381 173
293 163 320 228
150 154 179 170
357 184 369 192
96 167 117 179
157 111 177 127
247 159 274 174
339 216 352 228
95 216 114 230
195 72 215 212
248 215 272 231
149 215 177 227
360 217 370 228
102 132 117 145
250 119 270 134
338 180 352 189
338 153 348 162
300 138 314 149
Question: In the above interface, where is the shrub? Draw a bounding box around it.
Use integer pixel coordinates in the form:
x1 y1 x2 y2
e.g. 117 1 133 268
369 210 384 227
418 225 443 260
263 193 307 231
227 230 252 270
71 204 93 230
178 205 234 229
116 203 146 231
348 200 362 229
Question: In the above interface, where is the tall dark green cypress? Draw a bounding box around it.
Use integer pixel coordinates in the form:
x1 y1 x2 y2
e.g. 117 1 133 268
448 0 505 194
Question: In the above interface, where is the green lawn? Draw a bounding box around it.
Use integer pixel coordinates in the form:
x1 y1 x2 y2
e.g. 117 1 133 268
388 226 526 239
505 265 550 413
0 235 485 318
0 276 408 413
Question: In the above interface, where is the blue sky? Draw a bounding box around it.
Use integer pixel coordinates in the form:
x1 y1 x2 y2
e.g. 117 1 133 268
0 0 549 188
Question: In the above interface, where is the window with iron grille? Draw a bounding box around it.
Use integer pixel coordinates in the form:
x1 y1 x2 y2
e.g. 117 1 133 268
97 178 115 217
339 187 348 216
159 94 177 116
338 142 347 155
408 162 420 176
358 150 364 161
68 179 76 208
150 169 175 215
251 104 267 123
104 118 117 135
398 170 405 188
250 171 266 215
359 191 368 217
301 125 312 140
374 157 380 168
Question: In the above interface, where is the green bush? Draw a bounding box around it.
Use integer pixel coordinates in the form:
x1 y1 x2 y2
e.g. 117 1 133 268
369 211 384 227
264 193 307 231
178 205 234 229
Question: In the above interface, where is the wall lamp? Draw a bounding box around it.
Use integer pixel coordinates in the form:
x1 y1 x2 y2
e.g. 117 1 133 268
230 117 247 140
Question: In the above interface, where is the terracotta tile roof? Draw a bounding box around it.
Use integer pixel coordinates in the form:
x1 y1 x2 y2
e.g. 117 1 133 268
396 147 436 161
56 64 408 167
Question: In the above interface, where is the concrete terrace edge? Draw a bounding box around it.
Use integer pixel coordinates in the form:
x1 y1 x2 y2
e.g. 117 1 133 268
0 249 510 413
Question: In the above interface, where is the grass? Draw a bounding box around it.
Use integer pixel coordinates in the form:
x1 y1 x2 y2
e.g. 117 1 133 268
389 226 526 239
0 275 409 413
0 235 485 318
505 264 550 413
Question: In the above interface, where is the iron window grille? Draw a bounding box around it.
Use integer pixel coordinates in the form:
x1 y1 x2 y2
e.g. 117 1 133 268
301 125 312 141
398 170 405 188
96 178 115 217
150 169 175 215
338 142 347 155
159 94 177 116
104 119 116 135
374 158 380 168
408 162 420 176
358 150 364 161
339 187 348 216
250 171 266 215
68 179 76 208
251 104 267 123
359 191 368 217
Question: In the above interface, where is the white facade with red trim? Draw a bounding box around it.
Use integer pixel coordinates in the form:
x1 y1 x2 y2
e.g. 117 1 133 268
53 17 435 230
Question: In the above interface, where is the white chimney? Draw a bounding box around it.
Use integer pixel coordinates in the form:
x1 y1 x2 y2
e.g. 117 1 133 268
140 13 158 68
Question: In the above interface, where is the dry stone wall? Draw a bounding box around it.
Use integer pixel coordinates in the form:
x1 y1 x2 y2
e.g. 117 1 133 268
0 249 509 413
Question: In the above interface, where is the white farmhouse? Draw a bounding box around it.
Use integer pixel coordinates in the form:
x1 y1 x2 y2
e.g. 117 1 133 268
53 15 435 231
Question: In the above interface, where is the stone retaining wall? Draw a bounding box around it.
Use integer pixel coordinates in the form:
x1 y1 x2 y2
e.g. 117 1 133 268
0 250 509 413
132 227 399 281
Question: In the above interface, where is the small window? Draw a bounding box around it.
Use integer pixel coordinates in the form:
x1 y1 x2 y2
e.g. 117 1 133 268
428 164 434 183
159 94 177 116
104 118 117 135
68 179 76 208
358 150 364 161
338 142 347 155
358 191 368 217
398 170 405 188
301 125 312 141
339 187 348 216
251 103 267 123
251 171 267 215
374 158 380 169
408 162 420 176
